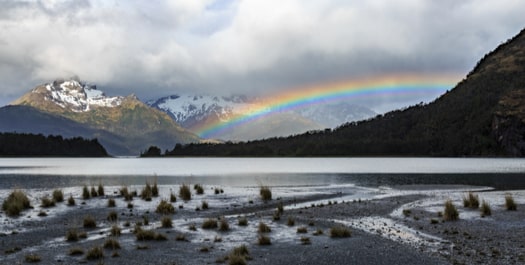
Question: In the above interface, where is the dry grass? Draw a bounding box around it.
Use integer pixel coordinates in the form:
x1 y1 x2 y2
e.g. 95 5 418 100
287 216 295 226
103 238 121 250
202 200 209 210
90 186 98 197
161 216 173 228
219 217 230 231
67 195 75 206
25 253 41 263
238 216 248 226
300 236 311 245
151 180 159 197
194 184 204 195
330 225 351 238
82 186 90 200
107 198 116 207
2 189 31 216
258 222 271 233
202 218 218 229
259 186 272 201
134 226 167 241
443 200 459 221
258 235 271 245
97 182 105 196
120 186 133 201
297 227 308 234
141 182 153 201
66 228 79 241
83 215 97 228
179 184 192 201
505 194 517 211
463 192 480 208
107 211 118 222
277 202 284 213
69 247 84 256
156 199 175 215
110 225 121 236
170 192 177 203
52 189 64 202
480 200 492 217
85 246 104 260
40 196 55 208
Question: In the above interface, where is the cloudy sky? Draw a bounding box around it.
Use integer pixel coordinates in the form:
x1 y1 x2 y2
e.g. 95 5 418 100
1 0 525 112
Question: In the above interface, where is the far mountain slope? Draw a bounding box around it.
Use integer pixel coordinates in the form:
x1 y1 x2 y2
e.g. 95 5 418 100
165 27 525 157
7 79 201 155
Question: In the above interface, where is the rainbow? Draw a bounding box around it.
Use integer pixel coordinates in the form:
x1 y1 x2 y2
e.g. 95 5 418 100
196 74 460 139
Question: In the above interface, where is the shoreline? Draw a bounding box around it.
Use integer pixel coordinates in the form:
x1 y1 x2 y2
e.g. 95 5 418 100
1 184 524 264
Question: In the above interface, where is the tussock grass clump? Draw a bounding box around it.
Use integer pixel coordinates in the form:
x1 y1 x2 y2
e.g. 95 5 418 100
179 184 192 201
85 246 104 260
277 202 284 214
258 222 271 233
78 231 87 239
175 234 186 241
463 192 480 209
272 211 281 221
111 225 121 236
83 215 97 228
202 200 209 210
2 189 31 216
156 199 175 215
287 216 295 226
480 200 492 217
161 216 173 228
141 182 153 201
90 186 98 197
259 186 272 201
120 186 133 201
297 227 308 234
300 236 311 245
258 235 271 245
82 185 90 200
330 225 351 238
402 209 411 217
103 238 121 250
25 253 41 263
66 228 79 241
189 223 197 231
134 227 167 241
152 180 159 197
219 217 230 231
443 200 459 221
107 198 116 207
52 189 64 203
232 244 249 257
40 196 55 208
194 184 204 195
170 192 177 203
505 194 517 211
313 229 323 236
238 216 248 226
228 255 247 265
107 211 118 222
202 218 218 229
37 210 47 217
97 182 105 196
67 195 75 206
69 247 84 256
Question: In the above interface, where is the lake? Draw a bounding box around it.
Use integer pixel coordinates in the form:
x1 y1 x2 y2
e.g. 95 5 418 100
1 157 525 190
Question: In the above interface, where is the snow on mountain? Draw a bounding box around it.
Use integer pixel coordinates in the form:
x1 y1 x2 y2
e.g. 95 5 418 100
40 79 123 112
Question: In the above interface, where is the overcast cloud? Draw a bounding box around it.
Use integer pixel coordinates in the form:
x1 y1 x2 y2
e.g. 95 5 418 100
1 0 525 112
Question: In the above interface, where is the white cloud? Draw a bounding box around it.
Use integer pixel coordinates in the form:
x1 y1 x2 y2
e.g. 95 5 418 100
0 0 524 110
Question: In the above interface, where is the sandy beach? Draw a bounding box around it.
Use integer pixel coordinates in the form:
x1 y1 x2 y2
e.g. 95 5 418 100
1 182 523 265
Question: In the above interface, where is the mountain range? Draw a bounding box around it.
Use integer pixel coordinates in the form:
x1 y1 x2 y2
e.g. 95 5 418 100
0 78 376 155
164 27 525 157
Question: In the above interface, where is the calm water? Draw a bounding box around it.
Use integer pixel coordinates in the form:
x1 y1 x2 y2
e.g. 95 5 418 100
1 157 525 190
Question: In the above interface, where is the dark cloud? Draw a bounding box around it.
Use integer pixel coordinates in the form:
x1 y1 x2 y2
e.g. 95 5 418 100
0 0 524 112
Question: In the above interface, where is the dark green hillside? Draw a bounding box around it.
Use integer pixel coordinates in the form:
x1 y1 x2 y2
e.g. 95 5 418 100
164 27 525 157
0 132 108 157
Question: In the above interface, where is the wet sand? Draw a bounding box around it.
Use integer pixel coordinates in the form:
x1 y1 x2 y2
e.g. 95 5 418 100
0 184 523 265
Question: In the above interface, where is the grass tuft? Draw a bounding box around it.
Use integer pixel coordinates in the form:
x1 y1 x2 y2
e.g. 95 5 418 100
161 216 173 228
83 215 97 228
82 185 90 200
107 211 118 222
179 184 192 201
219 217 230 231
120 186 133 201
85 246 104 260
300 236 311 245
194 184 204 195
97 182 105 196
108 198 116 207
330 225 351 237
238 216 248 226
202 218 218 229
151 180 159 197
67 195 75 206
103 238 121 250
111 225 121 236
258 235 271 245
297 227 308 234
66 228 79 241
505 194 517 211
134 226 167 241
156 199 175 215
52 189 64 202
443 200 459 221
40 196 55 208
90 186 98 197
287 216 295 226
69 247 84 256
141 182 153 201
480 200 492 217
202 200 209 210
463 192 480 208
25 253 41 263
2 189 31 216
258 222 271 233
170 192 177 203
259 186 272 201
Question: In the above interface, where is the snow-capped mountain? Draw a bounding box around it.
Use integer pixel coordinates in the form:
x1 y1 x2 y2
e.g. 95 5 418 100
147 94 376 140
8 78 201 155
37 78 123 112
